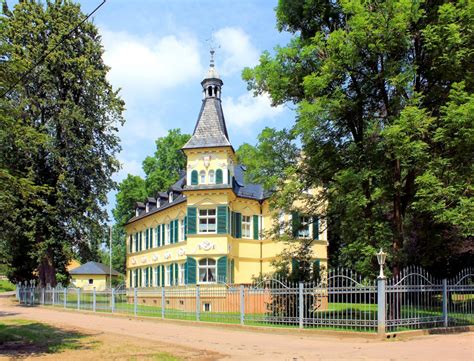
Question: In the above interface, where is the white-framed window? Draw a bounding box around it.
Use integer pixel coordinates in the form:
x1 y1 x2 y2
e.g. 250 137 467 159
198 258 216 283
198 209 216 233
298 216 311 238
154 267 159 287
166 265 172 286
180 219 185 241
199 170 206 184
145 203 149 213
179 263 185 285
208 170 215 184
242 215 251 238
165 223 170 245
169 192 173 203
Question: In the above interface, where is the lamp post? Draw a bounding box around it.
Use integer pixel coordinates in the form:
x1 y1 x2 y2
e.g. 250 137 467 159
109 225 112 290
376 248 387 279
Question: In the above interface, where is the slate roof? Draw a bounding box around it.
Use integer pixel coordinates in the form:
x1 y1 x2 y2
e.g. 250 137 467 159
70 261 120 276
126 193 187 224
182 97 232 149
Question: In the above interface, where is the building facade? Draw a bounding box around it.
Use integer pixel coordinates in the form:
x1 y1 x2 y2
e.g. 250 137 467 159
125 55 327 287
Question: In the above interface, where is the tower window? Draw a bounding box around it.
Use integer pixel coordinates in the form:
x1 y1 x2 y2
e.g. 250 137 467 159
200 170 206 184
215 169 223 184
208 87 212 96
191 170 198 185
209 170 215 184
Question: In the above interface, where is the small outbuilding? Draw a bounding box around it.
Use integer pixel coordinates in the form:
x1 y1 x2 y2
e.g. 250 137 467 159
70 261 120 290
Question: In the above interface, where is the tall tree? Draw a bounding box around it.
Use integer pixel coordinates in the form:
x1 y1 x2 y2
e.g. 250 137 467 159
142 129 191 196
243 0 473 277
0 1 124 285
236 127 298 190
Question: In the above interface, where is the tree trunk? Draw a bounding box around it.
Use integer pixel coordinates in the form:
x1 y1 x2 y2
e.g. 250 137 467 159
392 158 404 277
38 251 56 287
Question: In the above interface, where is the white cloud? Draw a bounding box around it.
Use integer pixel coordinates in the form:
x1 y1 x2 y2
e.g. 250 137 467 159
214 27 259 75
100 28 203 104
223 93 284 129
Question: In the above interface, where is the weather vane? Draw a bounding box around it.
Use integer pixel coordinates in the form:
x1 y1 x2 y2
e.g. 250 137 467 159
206 31 220 67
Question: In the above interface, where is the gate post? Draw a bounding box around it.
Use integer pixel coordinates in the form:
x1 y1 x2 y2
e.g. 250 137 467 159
299 282 304 329
77 288 80 310
41 288 45 305
442 279 448 327
63 288 67 308
93 287 96 312
133 288 138 316
377 277 386 336
161 287 165 319
240 285 245 325
52 287 56 306
111 288 115 313
196 285 200 321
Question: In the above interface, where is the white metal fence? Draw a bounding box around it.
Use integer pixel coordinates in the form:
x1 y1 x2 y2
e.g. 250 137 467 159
17 267 473 334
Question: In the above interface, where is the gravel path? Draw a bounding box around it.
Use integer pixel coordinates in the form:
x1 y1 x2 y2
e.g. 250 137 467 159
1 299 473 360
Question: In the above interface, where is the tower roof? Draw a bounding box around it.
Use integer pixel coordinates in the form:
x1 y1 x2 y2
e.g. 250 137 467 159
182 50 232 150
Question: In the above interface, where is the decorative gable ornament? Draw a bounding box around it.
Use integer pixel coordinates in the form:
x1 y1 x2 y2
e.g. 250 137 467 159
203 155 211 168
198 240 215 251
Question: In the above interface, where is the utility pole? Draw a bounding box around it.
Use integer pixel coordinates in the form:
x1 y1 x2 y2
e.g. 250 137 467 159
109 225 112 290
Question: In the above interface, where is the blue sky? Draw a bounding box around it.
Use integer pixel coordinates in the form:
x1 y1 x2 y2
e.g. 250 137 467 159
77 0 295 220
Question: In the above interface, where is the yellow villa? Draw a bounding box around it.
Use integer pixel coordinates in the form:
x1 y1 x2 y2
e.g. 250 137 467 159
125 53 327 288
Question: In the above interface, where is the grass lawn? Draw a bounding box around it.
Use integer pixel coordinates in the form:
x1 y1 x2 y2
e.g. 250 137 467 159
0 279 15 292
0 319 182 360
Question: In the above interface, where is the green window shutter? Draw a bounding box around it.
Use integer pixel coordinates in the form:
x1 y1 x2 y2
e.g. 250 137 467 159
149 267 153 286
236 213 242 239
230 259 235 283
134 270 137 288
174 220 179 243
191 170 198 185
140 231 143 251
292 212 300 237
227 208 231 234
160 265 165 286
129 235 132 253
186 257 197 284
215 169 223 184
161 224 165 245
139 268 142 287
184 261 188 284
217 256 227 283
169 264 174 285
145 229 149 249
157 226 161 247
231 212 236 237
312 217 319 240
184 216 187 240
174 263 178 285
169 222 174 244
187 207 197 235
253 215 259 240
217 206 228 234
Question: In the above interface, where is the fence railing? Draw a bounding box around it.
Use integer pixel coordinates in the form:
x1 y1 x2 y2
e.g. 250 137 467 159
17 267 473 334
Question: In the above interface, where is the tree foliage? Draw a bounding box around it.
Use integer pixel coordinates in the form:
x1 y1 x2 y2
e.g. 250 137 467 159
0 0 124 285
243 0 473 278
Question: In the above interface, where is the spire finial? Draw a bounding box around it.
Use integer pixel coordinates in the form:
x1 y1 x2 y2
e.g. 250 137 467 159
206 31 220 68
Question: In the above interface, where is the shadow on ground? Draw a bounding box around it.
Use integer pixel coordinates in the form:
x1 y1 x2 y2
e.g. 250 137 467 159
0 319 94 356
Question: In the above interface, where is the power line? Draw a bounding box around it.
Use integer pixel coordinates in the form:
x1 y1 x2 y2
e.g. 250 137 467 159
1 0 107 99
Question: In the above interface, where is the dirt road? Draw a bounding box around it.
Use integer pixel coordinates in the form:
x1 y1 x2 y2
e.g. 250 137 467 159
1 299 473 360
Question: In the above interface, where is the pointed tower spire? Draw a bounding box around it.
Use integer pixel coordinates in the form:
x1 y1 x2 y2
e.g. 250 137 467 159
182 49 231 150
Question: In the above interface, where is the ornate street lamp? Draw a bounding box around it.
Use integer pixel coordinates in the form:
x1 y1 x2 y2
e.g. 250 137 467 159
377 248 387 279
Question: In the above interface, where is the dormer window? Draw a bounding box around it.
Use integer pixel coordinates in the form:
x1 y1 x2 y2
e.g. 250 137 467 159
157 199 160 208
136 208 139 217
145 203 149 213
169 192 173 203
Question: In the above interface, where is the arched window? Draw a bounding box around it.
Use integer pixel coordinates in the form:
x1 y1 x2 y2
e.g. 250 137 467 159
198 258 216 283
209 170 215 184
191 170 198 185
200 170 206 184
215 169 223 184
208 86 212 97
